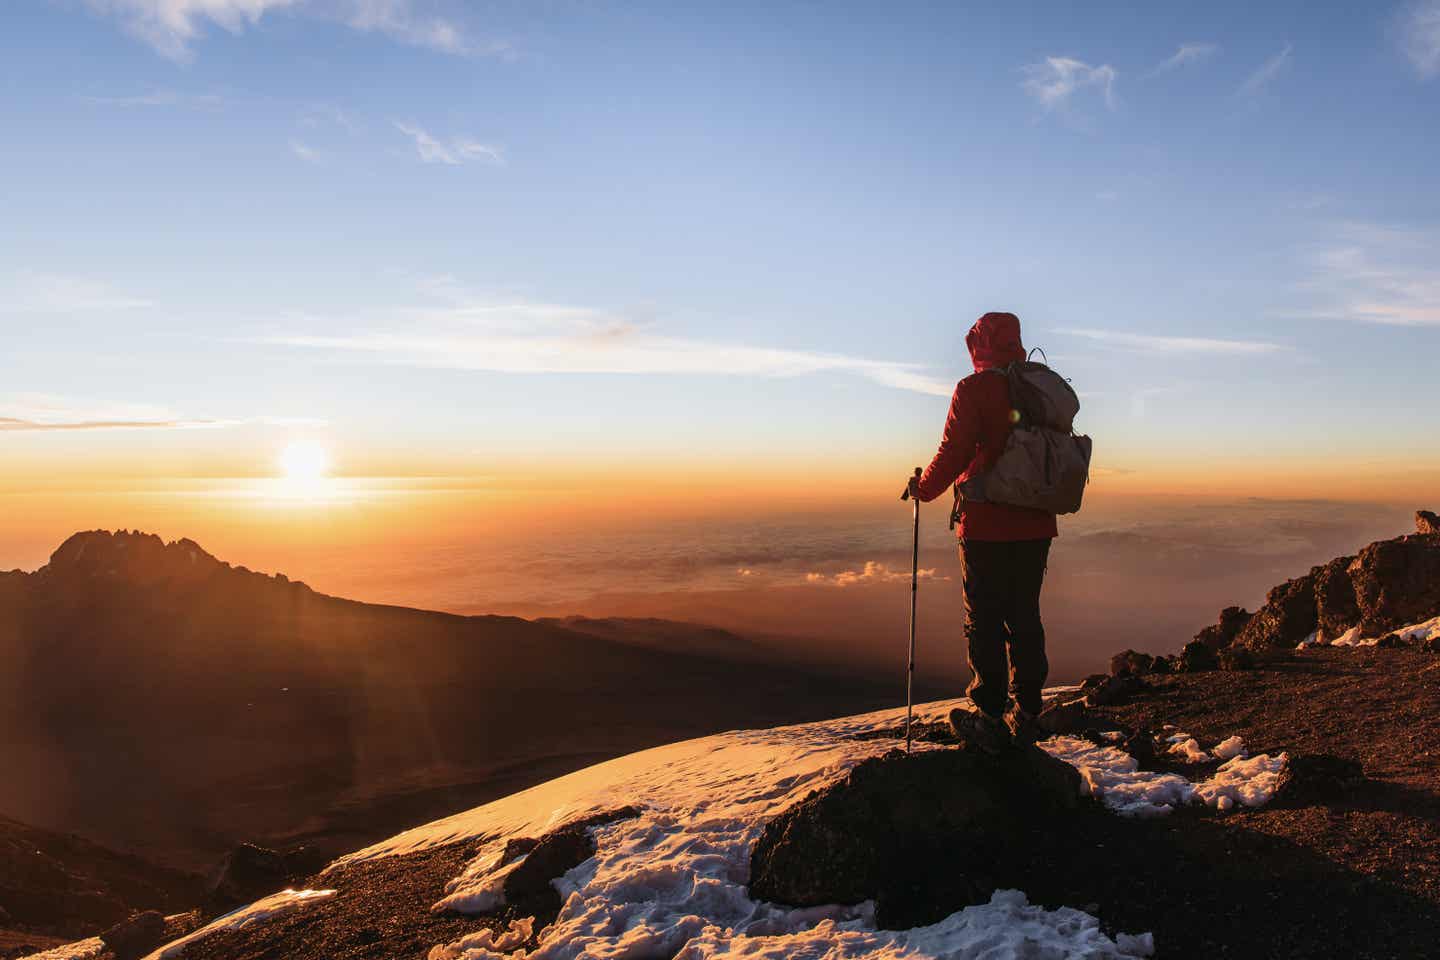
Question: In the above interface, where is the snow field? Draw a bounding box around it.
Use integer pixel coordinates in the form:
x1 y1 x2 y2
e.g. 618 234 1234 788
341 697 1153 960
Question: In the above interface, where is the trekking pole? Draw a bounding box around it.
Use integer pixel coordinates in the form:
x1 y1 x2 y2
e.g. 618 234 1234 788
900 466 922 754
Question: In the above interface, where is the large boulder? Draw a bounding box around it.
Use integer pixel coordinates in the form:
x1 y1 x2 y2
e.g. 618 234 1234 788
1109 649 1154 677
205 844 290 910
1194 606 1253 650
1312 556 1360 641
101 911 167 960
748 747 1080 928
1234 572 1320 650
1350 534 1440 637
1179 640 1219 672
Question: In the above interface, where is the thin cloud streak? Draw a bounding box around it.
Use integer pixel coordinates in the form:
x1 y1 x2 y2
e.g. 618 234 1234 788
0 395 327 431
79 89 223 108
393 121 503 166
84 0 499 61
1058 328 1289 355
1241 43 1292 95
1297 223 1440 326
5 270 151 312
254 294 955 396
290 140 323 164
1151 42 1219 75
1021 56 1118 111
1399 0 1440 77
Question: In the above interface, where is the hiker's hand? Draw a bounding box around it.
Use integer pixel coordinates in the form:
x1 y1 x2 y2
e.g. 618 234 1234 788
903 471 922 501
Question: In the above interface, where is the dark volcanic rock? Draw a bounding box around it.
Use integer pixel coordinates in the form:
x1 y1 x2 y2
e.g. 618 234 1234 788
1084 673 1148 707
1417 510 1440 536
1038 699 1087 735
502 829 594 910
1217 646 1256 671
1274 754 1367 807
1235 573 1319 651
1194 606 1253 650
1109 649 1154 677
1350 534 1440 637
1312 556 1360 641
1180 640 1219 672
101 910 167 960
1375 632 1407 649
205 844 290 910
748 747 1080 927
1423 635 1440 654
1122 729 1157 767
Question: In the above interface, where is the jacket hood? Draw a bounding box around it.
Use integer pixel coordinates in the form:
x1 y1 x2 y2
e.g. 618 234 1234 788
966 312 1026 371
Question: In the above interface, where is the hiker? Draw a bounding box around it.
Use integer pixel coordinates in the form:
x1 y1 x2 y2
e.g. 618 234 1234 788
906 312 1059 750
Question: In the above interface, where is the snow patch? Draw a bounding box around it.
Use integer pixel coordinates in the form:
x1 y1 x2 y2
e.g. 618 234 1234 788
1039 736 1286 816
670 890 1153 959
1167 737 1209 763
430 916 535 959
141 889 335 960
1193 754 1288 811
1300 615 1440 649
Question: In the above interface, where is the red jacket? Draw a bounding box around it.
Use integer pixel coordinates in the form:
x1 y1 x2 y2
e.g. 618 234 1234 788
914 312 1059 542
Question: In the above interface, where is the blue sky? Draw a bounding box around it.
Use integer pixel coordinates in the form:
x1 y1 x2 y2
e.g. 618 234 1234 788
2 0 1438 490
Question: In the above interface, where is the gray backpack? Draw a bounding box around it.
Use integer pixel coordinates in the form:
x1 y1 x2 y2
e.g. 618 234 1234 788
953 358 1092 523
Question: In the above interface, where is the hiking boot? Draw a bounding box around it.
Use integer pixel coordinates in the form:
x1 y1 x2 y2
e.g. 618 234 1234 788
1004 703 1040 747
947 707 1012 754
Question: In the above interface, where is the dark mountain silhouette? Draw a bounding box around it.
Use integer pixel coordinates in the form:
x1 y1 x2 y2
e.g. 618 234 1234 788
0 530 896 878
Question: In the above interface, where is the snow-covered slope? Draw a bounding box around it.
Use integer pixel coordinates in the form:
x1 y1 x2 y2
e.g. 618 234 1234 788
317 697 1163 960
91 695 1295 960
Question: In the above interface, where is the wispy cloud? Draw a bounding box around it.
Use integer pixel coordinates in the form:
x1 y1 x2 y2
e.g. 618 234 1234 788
1241 43 1292 95
79 89 222 108
1294 223 1440 326
1151 42 1219 75
84 0 500 61
1021 56 1118 111
289 139 323 164
1398 0 1440 77
252 282 956 396
0 394 326 431
4 270 151 313
393 121 503 166
1057 328 1289 355
806 561 941 587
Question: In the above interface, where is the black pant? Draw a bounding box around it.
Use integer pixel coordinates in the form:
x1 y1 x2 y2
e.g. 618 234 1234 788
960 538 1052 718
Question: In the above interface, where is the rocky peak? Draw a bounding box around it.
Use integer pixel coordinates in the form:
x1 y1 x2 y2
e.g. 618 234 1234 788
1418 510 1440 536
1223 507 1440 651
40 530 223 587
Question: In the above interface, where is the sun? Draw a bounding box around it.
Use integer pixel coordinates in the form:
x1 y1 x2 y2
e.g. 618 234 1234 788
278 441 329 483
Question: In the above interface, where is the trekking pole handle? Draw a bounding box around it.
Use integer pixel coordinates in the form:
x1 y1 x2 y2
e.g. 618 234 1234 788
900 466 922 502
